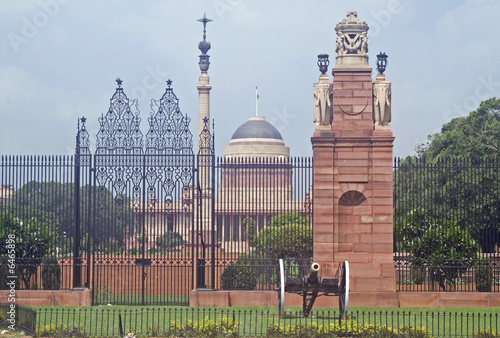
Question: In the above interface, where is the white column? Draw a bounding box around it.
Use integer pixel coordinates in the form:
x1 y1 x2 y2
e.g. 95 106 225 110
197 71 211 151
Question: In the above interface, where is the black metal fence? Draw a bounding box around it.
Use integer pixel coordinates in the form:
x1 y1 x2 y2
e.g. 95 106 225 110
24 307 499 337
0 304 36 335
197 156 313 291
394 157 500 292
0 155 87 291
0 154 314 298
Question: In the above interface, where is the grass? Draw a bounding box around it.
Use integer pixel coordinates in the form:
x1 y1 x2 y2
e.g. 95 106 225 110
92 294 189 306
29 305 500 337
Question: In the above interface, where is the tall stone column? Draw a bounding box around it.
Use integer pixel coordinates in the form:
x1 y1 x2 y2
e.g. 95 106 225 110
196 13 213 236
311 11 396 306
197 73 211 146
197 13 213 155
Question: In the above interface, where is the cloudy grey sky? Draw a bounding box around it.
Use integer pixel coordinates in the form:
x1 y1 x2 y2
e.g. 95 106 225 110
1 0 500 158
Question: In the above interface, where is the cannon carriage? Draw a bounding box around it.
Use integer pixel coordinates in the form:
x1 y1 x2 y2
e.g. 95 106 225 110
276 259 349 318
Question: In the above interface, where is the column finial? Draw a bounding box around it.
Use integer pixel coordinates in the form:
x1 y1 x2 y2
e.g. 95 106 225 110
197 12 212 71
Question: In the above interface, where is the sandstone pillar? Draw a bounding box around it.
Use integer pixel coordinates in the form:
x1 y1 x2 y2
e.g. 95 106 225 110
312 11 396 296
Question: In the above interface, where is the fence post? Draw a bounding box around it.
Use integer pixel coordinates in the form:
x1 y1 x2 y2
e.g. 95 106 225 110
73 120 82 288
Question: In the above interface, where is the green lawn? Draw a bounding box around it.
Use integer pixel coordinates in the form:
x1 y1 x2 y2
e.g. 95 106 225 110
28 305 500 337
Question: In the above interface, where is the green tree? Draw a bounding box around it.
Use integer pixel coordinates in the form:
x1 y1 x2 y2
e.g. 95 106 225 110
220 213 312 290
268 211 308 227
417 97 500 159
409 218 479 291
93 186 135 249
0 212 58 289
243 217 257 247
394 208 432 253
395 98 500 253
253 223 312 259
12 181 135 249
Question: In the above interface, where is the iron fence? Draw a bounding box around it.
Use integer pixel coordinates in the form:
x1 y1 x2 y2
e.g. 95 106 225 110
24 307 500 337
0 155 89 291
0 154 313 298
0 304 36 335
197 156 313 291
394 157 500 292
3 152 500 297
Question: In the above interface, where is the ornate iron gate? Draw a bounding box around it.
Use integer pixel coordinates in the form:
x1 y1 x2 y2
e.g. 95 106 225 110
77 80 197 305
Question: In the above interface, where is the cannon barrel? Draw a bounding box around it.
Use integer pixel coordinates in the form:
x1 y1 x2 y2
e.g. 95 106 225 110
307 262 321 283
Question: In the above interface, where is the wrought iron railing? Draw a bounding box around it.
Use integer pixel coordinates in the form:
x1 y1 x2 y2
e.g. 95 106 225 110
0 305 36 335
198 156 313 291
394 157 500 292
27 307 499 337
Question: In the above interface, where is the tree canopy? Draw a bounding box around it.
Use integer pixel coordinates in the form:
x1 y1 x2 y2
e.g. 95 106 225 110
252 212 312 259
395 97 500 255
409 215 479 291
11 181 135 249
0 212 58 289
417 97 500 160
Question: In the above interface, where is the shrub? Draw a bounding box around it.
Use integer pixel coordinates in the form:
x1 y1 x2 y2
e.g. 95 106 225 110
37 322 85 337
168 316 239 337
155 231 186 250
0 212 58 289
265 320 432 337
268 211 308 227
409 219 479 291
411 266 426 285
244 217 257 248
394 208 430 253
0 310 7 329
41 257 61 290
474 329 500 337
220 263 257 290
99 240 124 255
254 223 312 259
475 257 493 292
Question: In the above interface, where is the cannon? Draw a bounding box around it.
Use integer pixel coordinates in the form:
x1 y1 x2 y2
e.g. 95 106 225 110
276 259 349 318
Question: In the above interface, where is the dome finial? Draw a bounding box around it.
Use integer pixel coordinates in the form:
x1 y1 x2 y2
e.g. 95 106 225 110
255 86 259 117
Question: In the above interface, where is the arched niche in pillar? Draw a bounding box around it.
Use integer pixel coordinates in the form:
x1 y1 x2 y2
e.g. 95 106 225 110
338 190 368 251
339 190 366 207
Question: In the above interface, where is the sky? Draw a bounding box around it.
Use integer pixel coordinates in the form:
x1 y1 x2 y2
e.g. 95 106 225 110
1 0 500 158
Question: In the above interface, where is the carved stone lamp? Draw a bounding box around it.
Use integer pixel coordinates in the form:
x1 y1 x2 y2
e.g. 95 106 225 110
317 54 330 75
376 52 388 80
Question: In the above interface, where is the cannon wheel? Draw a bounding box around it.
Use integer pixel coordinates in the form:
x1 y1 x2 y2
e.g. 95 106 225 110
338 261 349 320
278 258 285 317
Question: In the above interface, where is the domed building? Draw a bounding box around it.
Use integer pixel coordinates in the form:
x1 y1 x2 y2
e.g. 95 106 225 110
224 116 289 159
215 116 303 253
